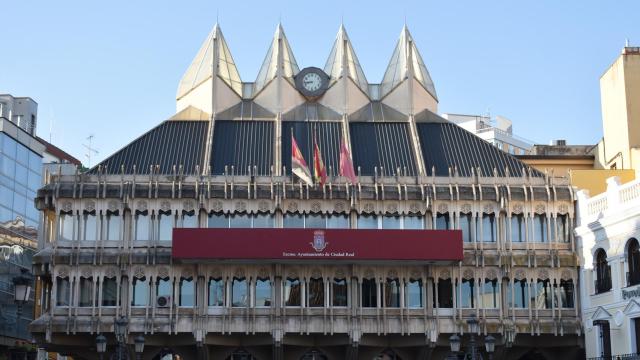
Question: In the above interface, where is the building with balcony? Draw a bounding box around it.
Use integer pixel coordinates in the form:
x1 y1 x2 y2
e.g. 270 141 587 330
31 24 583 359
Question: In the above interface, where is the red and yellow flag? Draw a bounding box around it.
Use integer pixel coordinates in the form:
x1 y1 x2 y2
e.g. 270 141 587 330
313 137 327 186
291 134 313 185
339 138 358 184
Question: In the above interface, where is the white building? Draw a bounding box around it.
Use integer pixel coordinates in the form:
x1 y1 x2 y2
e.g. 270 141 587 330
575 176 640 358
441 113 532 155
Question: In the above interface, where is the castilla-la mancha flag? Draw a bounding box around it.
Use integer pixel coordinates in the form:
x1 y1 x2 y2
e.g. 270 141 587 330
313 137 327 186
339 139 358 184
291 134 313 185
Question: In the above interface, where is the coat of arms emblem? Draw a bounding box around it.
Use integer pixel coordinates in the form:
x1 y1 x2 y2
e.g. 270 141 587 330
311 230 328 252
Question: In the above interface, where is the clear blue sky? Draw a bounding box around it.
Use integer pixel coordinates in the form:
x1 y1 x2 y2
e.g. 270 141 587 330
2 1 639 165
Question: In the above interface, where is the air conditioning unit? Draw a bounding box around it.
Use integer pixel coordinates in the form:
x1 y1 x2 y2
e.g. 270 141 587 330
156 295 171 308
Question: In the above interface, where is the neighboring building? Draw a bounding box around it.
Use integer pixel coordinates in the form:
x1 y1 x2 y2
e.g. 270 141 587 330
441 113 532 156
574 46 640 359
31 24 583 359
0 94 44 356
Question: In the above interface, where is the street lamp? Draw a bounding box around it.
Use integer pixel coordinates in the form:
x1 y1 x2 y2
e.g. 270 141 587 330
484 335 496 360
134 335 145 360
12 269 32 337
449 334 461 352
96 334 107 360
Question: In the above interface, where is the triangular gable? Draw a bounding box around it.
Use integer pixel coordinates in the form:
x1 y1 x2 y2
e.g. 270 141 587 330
591 306 612 321
253 24 299 96
323 25 369 97
623 298 640 315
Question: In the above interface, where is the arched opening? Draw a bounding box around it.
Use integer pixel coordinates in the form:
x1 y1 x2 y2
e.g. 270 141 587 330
226 348 258 360
300 348 328 360
374 348 402 360
595 249 612 294
628 238 640 286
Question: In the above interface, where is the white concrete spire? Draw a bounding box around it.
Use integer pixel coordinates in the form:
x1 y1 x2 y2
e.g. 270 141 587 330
324 24 369 96
253 23 300 96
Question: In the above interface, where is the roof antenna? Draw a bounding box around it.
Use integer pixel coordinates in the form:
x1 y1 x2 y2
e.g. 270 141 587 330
626 38 630 47
216 9 219 24
83 134 99 168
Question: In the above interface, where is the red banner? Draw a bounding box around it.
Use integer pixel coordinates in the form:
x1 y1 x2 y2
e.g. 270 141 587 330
172 228 463 263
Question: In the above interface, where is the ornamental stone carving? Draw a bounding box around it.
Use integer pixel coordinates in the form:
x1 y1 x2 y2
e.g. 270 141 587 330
386 203 398 214
558 204 569 214
462 269 474 279
482 204 494 214
182 269 194 279
334 201 346 213
233 268 245 279
61 201 73 213
512 203 524 214
85 200 96 213
108 200 119 213
136 201 148 212
335 268 346 279
257 267 269 279
212 200 223 212
160 201 171 213
561 270 572 281
437 203 448 214
388 270 398 279
363 202 375 213
286 268 299 279
311 202 322 213
534 204 546 214
287 202 299 213
183 200 195 212
311 268 322 279
514 269 526 281
105 267 118 278
538 269 550 280
460 203 472 214
80 267 92 278
258 200 270 212
409 202 421 214
157 266 170 279
485 268 498 280
235 201 246 212
57 266 69 278
410 270 422 280
439 270 451 279
134 266 145 279
364 269 375 279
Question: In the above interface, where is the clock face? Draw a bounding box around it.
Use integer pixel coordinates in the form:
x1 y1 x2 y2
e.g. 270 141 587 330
302 72 323 92
295 67 329 97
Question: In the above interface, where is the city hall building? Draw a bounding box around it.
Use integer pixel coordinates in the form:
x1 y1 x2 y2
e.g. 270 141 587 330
31 24 583 359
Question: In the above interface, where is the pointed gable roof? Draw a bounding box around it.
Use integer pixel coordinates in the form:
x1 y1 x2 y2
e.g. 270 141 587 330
380 25 437 101
323 24 369 96
177 24 242 99
253 24 300 96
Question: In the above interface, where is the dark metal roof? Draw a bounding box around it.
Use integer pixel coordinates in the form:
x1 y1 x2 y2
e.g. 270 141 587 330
349 122 417 176
91 120 208 175
417 122 540 177
282 121 342 176
211 120 274 176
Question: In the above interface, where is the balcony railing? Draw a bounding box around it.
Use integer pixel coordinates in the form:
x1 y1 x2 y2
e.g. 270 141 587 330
578 177 640 225
587 354 640 360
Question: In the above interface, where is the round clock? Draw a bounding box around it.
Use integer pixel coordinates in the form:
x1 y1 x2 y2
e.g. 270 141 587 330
295 67 329 97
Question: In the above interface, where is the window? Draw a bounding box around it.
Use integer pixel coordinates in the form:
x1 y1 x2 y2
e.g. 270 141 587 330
181 213 198 228
284 278 301 306
535 279 552 309
230 214 251 228
208 278 225 307
555 214 569 243
179 277 195 307
481 214 496 242
384 278 400 308
231 277 248 307
362 278 377 308
327 214 349 229
134 213 149 241
56 277 70 306
406 279 423 308
253 214 275 228
435 279 453 308
481 278 499 308
628 239 640 286
460 213 472 242
332 278 347 307
308 278 324 307
132 277 149 307
158 212 173 241
533 214 547 242
83 213 97 241
208 213 228 228
595 249 612 294
102 277 118 307
382 215 401 229
403 215 424 230
457 278 475 308
156 278 171 297
283 214 304 228
435 213 450 230
78 277 93 307
555 279 574 308
255 278 271 307
106 213 121 241
59 213 74 241
510 214 525 242
509 279 528 309
357 214 378 229
304 214 324 228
